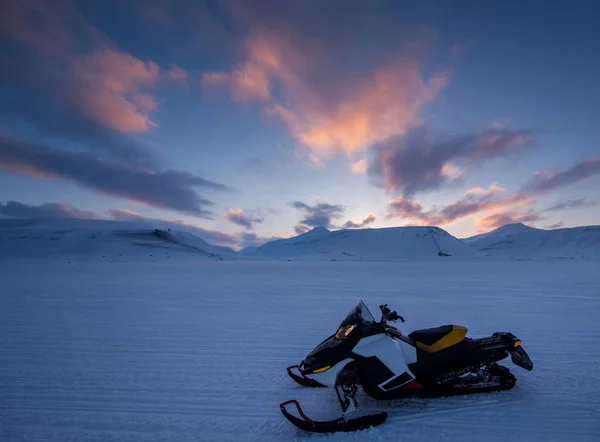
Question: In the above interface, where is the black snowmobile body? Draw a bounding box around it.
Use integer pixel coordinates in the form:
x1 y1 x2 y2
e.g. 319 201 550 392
281 301 533 433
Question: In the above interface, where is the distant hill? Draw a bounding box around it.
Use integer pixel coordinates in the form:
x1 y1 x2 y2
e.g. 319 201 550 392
0 218 234 261
463 223 600 259
250 226 477 261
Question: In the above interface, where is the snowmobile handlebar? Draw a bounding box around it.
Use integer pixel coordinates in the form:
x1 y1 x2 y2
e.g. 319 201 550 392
378 304 405 324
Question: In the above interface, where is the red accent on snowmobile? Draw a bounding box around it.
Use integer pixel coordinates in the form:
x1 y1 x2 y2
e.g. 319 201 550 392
280 400 315 424
403 379 422 389
286 365 325 388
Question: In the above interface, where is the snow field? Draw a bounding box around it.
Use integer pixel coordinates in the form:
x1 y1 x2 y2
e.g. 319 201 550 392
1 260 599 441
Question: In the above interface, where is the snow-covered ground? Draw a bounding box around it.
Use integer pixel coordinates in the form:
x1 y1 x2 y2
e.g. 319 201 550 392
2 260 599 441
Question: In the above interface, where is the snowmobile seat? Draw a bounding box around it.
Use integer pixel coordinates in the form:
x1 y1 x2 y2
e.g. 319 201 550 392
408 325 468 353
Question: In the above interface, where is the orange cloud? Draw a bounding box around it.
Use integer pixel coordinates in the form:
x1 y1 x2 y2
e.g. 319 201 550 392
286 64 446 156
350 158 367 174
475 211 541 232
387 189 536 227
342 213 376 229
465 182 506 195
203 33 447 157
70 48 160 132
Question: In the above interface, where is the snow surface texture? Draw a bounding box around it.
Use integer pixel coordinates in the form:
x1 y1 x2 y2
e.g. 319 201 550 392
464 223 600 260
2 260 600 441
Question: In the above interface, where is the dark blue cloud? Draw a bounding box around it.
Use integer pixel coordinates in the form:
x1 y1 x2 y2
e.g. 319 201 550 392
0 134 229 217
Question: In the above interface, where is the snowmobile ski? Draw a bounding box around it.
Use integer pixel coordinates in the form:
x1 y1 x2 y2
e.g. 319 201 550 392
286 365 325 388
280 400 387 433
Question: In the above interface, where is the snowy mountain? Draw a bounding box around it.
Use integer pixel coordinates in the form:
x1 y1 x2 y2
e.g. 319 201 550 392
462 222 538 245
464 223 600 259
251 226 477 260
0 218 234 261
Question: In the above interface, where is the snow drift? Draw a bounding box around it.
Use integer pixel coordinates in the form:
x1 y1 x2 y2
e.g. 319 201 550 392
251 226 477 261
464 223 600 259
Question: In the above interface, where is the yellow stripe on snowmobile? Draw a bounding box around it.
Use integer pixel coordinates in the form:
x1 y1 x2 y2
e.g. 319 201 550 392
415 325 468 352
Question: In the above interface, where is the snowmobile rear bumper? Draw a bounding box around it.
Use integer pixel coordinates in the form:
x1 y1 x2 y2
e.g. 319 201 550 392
286 365 326 388
280 400 387 433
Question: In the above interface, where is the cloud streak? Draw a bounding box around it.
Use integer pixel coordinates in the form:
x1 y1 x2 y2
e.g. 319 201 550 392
291 201 345 233
224 208 262 230
370 128 533 197
386 189 535 227
545 198 600 212
342 213 376 229
0 201 103 219
0 135 229 218
524 157 600 193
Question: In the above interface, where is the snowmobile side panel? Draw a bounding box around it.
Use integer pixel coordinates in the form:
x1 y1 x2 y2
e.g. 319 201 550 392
301 358 353 388
353 334 416 378
397 337 417 364
352 334 418 399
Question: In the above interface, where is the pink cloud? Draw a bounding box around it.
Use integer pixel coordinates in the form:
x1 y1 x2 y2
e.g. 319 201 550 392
0 162 59 181
342 213 376 229
223 208 262 230
387 190 536 227
70 47 160 133
465 183 506 195
202 38 273 103
350 158 367 174
371 127 532 196
203 33 448 157
475 211 542 232
166 64 189 86
386 155 600 230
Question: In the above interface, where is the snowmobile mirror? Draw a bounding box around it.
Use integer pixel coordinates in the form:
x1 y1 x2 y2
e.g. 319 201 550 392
378 304 404 323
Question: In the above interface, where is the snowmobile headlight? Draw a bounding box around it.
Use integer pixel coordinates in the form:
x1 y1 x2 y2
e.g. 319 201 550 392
312 365 331 373
335 324 355 340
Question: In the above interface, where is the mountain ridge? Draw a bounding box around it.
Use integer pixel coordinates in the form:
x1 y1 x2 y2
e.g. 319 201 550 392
2 218 598 261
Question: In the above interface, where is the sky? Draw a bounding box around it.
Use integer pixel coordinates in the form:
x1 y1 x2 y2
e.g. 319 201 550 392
1 0 599 250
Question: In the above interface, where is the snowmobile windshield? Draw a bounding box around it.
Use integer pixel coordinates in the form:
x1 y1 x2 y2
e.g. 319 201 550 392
335 301 375 339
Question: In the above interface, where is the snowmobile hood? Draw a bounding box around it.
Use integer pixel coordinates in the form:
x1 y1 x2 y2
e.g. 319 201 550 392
300 334 356 375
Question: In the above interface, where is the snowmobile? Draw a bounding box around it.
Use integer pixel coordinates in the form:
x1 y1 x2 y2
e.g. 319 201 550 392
281 301 533 433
